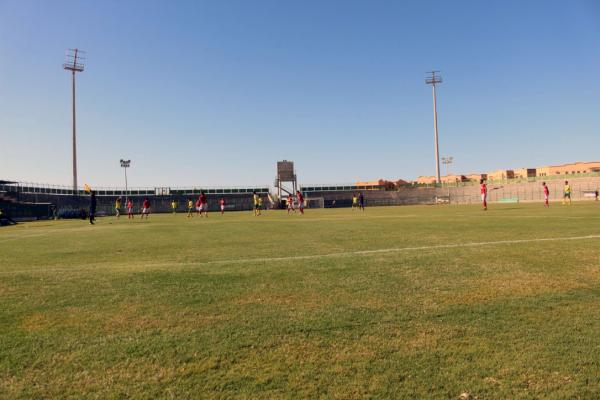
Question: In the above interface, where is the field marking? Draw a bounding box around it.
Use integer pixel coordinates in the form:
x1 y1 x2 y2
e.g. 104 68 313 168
195 234 600 266
2 234 600 275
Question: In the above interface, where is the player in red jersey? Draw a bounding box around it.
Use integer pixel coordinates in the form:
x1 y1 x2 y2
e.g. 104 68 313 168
127 198 134 219
141 198 151 219
287 195 295 215
195 197 201 216
480 179 488 211
200 192 208 217
542 182 550 207
296 190 304 214
219 197 226 214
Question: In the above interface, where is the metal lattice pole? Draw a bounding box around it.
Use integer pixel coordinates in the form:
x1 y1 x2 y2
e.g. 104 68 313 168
63 49 86 193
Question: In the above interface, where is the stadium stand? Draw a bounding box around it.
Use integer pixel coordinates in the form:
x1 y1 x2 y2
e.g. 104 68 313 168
0 182 270 217
2 173 599 220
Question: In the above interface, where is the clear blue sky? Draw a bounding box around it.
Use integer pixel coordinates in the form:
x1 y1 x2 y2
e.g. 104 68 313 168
1 0 599 187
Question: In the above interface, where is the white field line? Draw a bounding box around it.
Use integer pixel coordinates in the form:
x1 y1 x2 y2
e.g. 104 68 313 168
2 234 600 275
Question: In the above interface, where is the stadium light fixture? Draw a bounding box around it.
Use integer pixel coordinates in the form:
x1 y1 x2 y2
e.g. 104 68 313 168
63 49 86 193
441 156 453 177
120 159 131 200
426 71 442 184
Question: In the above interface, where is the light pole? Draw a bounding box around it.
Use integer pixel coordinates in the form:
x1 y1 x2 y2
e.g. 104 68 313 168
120 159 131 201
441 156 454 178
425 71 442 184
63 49 86 193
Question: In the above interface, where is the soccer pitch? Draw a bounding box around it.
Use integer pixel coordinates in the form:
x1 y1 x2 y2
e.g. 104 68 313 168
1 204 599 399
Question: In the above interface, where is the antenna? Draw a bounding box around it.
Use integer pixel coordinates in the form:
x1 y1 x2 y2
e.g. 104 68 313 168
425 71 442 184
63 49 86 193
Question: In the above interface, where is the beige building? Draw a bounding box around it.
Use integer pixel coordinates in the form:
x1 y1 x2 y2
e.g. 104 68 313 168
536 161 600 177
415 161 600 184
513 168 537 179
465 173 487 182
486 169 514 181
416 176 437 184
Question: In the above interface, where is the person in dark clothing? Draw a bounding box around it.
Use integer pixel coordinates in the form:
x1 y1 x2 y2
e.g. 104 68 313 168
0 208 17 225
358 192 365 211
89 191 97 225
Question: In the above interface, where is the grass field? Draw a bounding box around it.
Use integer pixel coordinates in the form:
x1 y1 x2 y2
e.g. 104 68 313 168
1 203 600 399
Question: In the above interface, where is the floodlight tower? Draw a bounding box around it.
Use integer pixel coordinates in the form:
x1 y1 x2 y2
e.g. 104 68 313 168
63 49 86 193
120 159 131 201
425 71 442 184
441 156 453 177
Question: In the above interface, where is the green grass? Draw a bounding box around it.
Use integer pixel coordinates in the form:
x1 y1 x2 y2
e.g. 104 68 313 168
1 203 600 399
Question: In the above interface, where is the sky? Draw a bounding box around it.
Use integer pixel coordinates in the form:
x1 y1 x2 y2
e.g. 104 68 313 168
1 0 599 188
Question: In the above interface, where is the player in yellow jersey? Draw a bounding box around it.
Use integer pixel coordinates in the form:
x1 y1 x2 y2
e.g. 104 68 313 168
115 196 122 219
352 194 358 210
171 199 177 214
562 180 572 205
187 198 194 218
253 192 260 216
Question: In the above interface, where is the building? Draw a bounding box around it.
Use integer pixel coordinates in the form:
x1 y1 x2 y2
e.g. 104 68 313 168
536 161 600 177
486 169 514 181
416 176 437 184
465 173 487 182
513 168 537 179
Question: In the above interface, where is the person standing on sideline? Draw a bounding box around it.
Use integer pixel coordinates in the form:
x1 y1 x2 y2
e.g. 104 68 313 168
358 192 365 211
141 198 151 219
219 197 226 214
171 199 177 214
480 179 488 211
187 198 194 218
563 181 572 205
296 190 304 215
542 182 550 207
89 191 97 225
115 196 122 219
127 198 134 219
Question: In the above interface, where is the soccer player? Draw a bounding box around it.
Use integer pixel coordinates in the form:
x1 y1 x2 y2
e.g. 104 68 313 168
196 197 202 216
480 179 488 211
171 199 177 214
187 198 194 218
127 198 134 219
141 198 150 219
219 197 226 214
115 196 122 219
296 190 304 215
200 192 208 217
352 194 358 210
563 181 572 205
89 191 97 225
253 192 260 216
542 182 550 207
287 195 295 214
358 192 365 211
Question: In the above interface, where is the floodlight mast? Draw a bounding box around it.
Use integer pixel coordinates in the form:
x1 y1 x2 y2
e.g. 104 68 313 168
425 71 442 184
120 159 131 201
63 49 86 193
441 156 453 177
